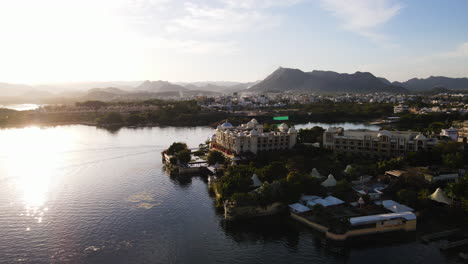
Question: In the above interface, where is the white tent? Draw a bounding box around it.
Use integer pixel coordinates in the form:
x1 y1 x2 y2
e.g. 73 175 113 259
429 188 452 205
310 168 324 179
251 173 262 188
321 174 337 187
344 165 353 174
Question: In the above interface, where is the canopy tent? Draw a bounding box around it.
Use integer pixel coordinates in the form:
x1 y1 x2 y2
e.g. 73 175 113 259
251 173 262 188
310 168 324 179
382 200 414 213
321 174 337 187
429 188 452 205
289 203 310 214
344 165 353 174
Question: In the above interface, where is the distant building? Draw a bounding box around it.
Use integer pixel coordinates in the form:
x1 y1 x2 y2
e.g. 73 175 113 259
440 127 458 141
323 128 438 157
458 121 468 144
210 119 297 155
394 104 409 114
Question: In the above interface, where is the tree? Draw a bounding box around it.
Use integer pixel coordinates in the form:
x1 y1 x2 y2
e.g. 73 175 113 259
97 112 123 125
176 149 191 164
442 152 464 169
167 142 188 155
127 113 144 125
207 150 226 165
297 126 325 143
397 189 418 207
259 161 288 182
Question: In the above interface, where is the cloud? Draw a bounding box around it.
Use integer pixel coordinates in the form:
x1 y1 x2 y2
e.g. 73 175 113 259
319 0 402 44
438 42 468 58
165 1 286 36
221 0 302 9
357 42 468 81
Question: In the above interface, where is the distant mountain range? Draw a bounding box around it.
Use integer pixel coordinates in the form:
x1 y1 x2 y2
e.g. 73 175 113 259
1 69 467 104
249 68 407 93
249 67 468 93
392 76 468 91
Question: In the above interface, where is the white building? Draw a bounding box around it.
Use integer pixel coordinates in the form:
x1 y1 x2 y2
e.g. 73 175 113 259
440 127 458 141
394 104 409 114
323 127 438 157
210 119 297 155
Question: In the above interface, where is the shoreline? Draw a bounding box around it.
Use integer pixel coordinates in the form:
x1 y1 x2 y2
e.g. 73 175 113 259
0 119 382 130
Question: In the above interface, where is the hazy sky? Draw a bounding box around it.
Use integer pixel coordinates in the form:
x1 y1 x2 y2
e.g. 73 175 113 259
1 0 468 84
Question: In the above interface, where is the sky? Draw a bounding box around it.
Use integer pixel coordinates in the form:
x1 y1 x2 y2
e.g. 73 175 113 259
0 0 467 84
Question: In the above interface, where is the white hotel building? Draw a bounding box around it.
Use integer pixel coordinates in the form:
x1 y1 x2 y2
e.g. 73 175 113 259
210 119 297 155
323 127 438 157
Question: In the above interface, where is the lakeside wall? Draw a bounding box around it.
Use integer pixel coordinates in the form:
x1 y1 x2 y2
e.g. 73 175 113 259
290 212 416 241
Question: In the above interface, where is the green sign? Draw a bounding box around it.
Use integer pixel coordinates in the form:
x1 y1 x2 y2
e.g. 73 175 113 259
273 116 289 121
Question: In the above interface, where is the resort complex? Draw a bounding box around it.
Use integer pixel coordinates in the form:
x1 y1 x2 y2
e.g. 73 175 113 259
210 119 297 155
323 128 438 157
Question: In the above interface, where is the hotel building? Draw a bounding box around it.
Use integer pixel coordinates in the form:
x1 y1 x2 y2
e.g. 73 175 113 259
323 127 438 156
210 119 297 155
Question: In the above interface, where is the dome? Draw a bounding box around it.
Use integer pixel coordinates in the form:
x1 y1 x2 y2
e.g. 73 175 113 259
377 130 392 138
249 129 259 136
221 121 233 128
216 125 222 131
288 127 297 134
210 134 217 141
279 123 289 132
246 121 255 129
250 118 259 125
415 133 427 140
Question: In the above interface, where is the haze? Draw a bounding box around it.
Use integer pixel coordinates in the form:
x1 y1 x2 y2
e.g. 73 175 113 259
1 0 468 84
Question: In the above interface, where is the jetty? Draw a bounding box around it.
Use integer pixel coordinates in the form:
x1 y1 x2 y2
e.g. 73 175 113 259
440 239 468 250
421 229 461 243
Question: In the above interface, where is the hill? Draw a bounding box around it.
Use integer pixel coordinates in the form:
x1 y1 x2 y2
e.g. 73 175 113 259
393 76 468 91
249 67 408 94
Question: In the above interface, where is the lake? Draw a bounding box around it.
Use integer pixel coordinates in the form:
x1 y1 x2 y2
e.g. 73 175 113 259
0 124 461 264
0 104 43 111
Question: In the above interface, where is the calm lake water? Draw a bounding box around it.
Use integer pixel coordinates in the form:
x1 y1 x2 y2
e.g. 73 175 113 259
0 124 461 264
0 104 43 111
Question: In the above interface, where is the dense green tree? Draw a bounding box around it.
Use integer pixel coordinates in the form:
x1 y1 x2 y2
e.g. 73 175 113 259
442 152 464 169
259 161 288 182
96 112 124 125
397 189 418 207
207 150 226 165
297 126 325 144
176 149 191 164
167 142 188 155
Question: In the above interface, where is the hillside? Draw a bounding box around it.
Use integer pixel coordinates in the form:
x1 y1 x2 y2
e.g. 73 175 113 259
394 76 468 91
249 67 408 93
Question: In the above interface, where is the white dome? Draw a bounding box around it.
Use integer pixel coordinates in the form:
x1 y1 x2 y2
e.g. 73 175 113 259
210 134 217 141
221 121 233 128
377 130 392 138
249 129 259 136
279 123 289 132
246 121 255 129
250 118 259 125
288 127 297 133
415 133 427 140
